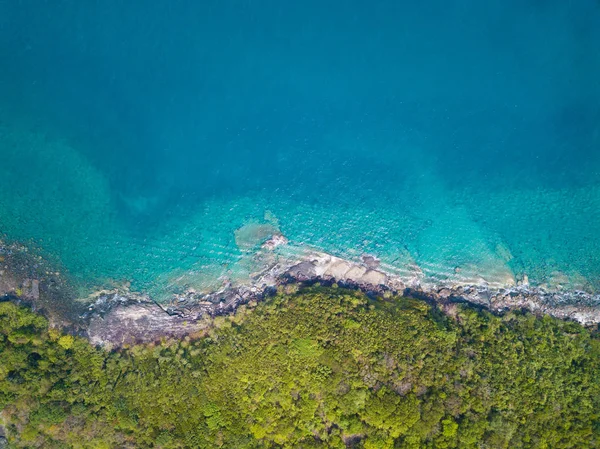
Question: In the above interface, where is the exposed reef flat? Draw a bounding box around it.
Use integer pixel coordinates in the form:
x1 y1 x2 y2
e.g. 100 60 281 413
2 236 599 347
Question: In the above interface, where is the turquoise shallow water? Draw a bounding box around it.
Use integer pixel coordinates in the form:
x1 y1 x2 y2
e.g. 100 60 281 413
1 0 599 298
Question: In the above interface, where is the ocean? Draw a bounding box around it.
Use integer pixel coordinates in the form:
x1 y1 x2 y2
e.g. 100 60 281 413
1 0 599 299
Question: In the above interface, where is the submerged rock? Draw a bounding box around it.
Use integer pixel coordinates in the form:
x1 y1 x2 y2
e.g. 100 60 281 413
361 254 381 269
234 220 280 251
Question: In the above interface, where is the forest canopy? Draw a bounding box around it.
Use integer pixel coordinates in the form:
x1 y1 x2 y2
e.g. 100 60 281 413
1 287 599 448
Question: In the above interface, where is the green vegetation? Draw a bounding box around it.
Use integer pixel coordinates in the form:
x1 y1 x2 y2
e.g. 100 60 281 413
1 287 599 448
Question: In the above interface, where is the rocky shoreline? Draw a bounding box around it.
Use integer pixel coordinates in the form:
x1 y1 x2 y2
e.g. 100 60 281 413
2 236 599 347
82 239 600 347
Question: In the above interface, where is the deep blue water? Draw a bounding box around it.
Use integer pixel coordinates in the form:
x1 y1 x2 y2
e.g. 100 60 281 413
1 0 599 297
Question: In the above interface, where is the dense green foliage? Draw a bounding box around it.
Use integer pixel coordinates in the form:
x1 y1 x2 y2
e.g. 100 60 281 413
1 287 599 448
